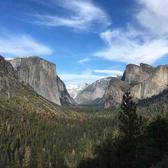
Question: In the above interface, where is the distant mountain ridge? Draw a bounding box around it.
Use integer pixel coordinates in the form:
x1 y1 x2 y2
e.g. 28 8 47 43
4 55 168 108
67 83 89 99
75 77 112 105
75 63 168 108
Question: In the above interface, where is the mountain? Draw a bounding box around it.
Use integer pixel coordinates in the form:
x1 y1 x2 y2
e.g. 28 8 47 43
7 56 168 108
8 57 74 106
67 83 89 98
105 63 168 108
0 55 64 114
74 63 168 108
75 77 111 105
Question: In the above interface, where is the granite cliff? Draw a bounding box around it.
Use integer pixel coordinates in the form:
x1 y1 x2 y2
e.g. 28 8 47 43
130 65 168 99
121 63 155 84
105 63 168 108
9 57 74 106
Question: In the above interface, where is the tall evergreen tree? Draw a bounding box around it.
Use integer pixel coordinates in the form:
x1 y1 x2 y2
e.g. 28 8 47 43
119 92 142 141
118 92 142 168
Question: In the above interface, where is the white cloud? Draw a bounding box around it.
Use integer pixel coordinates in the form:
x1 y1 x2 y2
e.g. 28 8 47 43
59 71 106 85
94 69 123 76
95 0 168 65
100 30 114 46
0 33 53 56
137 0 168 35
78 57 91 64
95 29 168 64
33 0 110 31
59 68 123 85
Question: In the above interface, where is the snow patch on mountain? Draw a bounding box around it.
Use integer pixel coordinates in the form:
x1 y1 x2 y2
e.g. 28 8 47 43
67 83 89 98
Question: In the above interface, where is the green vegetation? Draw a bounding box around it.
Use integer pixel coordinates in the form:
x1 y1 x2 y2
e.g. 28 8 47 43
0 97 117 168
1 90 168 168
78 92 168 168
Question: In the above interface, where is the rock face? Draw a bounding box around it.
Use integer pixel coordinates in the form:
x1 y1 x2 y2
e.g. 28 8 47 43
75 78 111 105
8 57 75 106
104 78 128 108
0 55 18 93
131 65 168 99
9 57 61 105
9 57 75 106
105 63 168 108
57 76 76 105
0 56 14 76
121 63 155 84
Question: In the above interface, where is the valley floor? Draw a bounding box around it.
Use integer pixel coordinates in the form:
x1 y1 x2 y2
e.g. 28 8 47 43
0 103 117 168
1 94 168 168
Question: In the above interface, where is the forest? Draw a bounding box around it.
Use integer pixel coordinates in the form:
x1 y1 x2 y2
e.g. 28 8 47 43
1 91 168 168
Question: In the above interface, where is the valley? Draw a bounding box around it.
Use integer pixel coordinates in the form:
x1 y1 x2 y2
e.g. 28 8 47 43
0 55 168 168
1 1 168 167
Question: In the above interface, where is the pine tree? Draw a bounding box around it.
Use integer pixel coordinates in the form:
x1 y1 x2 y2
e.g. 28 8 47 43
118 92 142 168
119 92 142 141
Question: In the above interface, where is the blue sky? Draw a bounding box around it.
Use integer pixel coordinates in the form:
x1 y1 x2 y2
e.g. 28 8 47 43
1 0 168 85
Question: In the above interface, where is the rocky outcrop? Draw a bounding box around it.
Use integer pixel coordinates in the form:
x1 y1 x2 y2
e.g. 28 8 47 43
57 76 76 105
9 57 63 105
122 63 155 85
131 65 168 99
104 78 128 108
75 78 111 105
105 63 168 108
